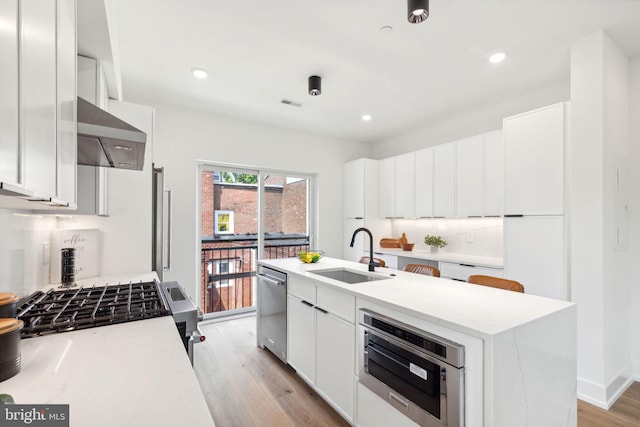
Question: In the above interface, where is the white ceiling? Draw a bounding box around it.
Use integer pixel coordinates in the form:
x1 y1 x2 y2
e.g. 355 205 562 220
108 0 640 144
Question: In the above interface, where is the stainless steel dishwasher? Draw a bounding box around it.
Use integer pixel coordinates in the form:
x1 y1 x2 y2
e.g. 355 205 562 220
257 266 287 363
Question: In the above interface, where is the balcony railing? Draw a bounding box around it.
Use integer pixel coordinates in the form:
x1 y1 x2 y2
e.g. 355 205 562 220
200 238 309 315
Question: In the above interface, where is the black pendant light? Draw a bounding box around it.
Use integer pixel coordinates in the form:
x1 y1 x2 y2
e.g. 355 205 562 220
308 75 321 96
408 0 429 23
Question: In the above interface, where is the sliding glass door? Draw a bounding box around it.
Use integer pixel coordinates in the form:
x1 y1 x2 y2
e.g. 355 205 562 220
199 165 314 318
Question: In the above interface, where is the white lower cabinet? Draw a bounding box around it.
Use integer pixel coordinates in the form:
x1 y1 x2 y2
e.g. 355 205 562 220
287 294 316 383
316 310 355 420
287 276 356 423
370 252 398 269
439 262 503 282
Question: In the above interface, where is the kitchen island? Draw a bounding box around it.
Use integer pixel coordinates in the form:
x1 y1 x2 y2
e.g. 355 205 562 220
259 256 576 427
0 316 214 427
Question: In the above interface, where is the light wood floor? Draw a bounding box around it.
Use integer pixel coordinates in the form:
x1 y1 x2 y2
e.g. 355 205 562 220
195 315 639 427
194 315 349 427
578 383 640 427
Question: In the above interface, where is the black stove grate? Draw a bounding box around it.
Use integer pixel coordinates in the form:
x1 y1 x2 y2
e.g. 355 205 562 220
17 281 170 338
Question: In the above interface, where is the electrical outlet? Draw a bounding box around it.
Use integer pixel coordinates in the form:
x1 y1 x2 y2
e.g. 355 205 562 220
466 231 474 243
43 241 50 265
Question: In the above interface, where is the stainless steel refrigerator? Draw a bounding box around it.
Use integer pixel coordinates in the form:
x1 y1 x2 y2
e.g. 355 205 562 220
152 164 172 281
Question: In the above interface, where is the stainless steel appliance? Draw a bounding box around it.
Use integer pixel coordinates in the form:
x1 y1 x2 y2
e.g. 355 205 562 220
77 97 147 170
158 281 205 365
257 266 287 363
359 310 465 427
152 165 172 281
16 280 203 364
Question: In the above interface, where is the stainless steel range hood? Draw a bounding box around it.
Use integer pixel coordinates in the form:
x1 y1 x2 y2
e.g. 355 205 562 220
77 97 147 170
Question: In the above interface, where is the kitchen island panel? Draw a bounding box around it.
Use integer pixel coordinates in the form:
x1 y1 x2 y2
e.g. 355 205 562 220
488 305 577 427
0 316 214 427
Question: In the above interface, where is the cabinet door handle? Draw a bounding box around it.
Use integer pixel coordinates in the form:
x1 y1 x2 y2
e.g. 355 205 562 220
314 306 328 314
301 300 314 307
460 264 475 268
164 188 173 272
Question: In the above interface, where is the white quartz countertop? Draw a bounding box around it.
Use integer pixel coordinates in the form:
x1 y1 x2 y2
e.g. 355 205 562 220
259 257 573 338
373 248 503 268
0 317 215 427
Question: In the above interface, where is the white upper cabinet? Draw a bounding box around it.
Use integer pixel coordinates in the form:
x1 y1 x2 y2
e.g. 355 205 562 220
378 153 416 218
55 0 77 207
0 0 21 190
394 152 415 218
21 0 58 198
1 0 77 207
414 147 434 218
504 103 565 215
455 135 484 217
344 158 365 219
378 157 395 218
433 142 456 217
483 130 505 216
343 159 390 262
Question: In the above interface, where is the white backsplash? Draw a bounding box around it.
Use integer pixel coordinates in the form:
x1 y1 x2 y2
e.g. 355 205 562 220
390 218 503 258
0 209 58 296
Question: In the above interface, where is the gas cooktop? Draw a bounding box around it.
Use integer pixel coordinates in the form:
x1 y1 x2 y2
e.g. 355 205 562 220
16 281 170 338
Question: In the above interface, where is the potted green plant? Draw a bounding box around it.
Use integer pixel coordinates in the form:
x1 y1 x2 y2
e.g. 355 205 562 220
424 235 447 253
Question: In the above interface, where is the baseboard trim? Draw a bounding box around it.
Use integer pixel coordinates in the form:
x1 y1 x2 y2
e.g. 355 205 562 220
577 365 634 409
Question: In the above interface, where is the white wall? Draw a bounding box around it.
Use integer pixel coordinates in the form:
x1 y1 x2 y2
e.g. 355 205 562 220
371 81 569 159
570 30 633 408
602 33 633 398
391 218 503 258
126 99 369 302
0 209 57 296
630 57 640 381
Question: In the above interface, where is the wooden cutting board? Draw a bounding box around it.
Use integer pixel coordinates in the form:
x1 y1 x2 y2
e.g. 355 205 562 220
380 238 401 248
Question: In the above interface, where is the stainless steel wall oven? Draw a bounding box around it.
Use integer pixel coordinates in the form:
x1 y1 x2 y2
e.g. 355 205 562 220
359 310 465 427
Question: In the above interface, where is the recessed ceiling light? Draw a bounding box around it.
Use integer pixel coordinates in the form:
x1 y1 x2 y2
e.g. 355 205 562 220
489 52 507 64
191 68 208 79
362 114 372 122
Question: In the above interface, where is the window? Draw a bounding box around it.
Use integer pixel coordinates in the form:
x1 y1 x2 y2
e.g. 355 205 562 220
207 259 236 287
215 210 234 234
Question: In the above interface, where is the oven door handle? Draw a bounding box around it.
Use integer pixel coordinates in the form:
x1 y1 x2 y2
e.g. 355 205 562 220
368 344 410 371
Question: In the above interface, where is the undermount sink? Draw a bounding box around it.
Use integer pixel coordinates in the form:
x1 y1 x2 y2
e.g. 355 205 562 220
310 268 389 284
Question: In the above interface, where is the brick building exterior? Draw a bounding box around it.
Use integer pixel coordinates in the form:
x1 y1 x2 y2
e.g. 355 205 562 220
200 171 308 313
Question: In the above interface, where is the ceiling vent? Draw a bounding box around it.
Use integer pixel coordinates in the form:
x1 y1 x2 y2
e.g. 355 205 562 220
280 99 302 107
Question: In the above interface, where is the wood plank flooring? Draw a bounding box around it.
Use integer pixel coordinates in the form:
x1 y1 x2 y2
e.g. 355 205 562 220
194 315 639 427
578 383 640 427
194 315 349 427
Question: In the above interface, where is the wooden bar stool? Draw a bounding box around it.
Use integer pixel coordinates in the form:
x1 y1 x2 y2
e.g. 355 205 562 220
467 275 524 293
403 264 440 277
359 256 386 268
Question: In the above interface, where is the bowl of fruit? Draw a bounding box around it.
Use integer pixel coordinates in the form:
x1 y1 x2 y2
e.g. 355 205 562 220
297 250 325 264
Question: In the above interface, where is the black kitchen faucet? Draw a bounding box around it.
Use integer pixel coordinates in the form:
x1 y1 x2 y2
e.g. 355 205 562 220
350 227 376 272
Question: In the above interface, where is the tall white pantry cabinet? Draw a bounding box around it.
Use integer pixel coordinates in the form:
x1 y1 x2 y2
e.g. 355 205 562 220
503 102 568 300
343 158 390 263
